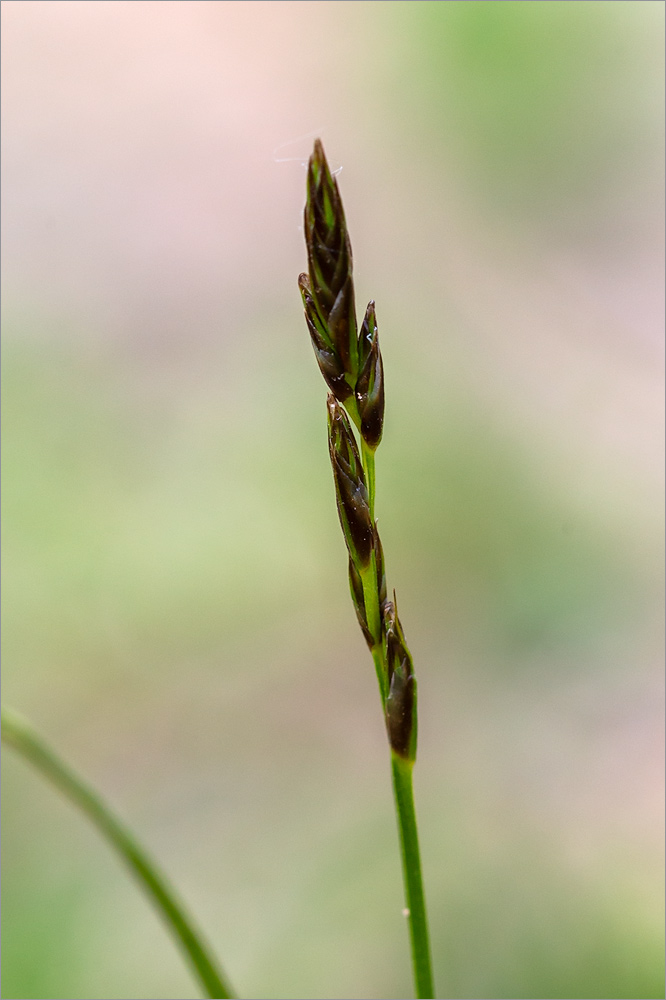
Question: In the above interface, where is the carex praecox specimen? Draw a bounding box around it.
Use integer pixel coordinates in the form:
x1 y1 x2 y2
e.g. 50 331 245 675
298 141 434 1000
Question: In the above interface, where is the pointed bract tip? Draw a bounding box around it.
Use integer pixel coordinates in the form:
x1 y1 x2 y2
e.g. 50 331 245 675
308 139 332 190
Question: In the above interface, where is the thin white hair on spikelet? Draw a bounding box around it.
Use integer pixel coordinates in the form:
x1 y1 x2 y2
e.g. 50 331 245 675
273 129 343 175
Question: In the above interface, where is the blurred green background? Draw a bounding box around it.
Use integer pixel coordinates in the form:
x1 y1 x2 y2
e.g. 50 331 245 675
2 2 664 998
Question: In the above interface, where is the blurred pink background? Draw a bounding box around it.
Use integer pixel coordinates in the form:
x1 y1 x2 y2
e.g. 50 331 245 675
2 3 664 998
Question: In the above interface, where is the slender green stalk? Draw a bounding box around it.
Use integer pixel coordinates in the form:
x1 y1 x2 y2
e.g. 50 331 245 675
358 441 434 999
391 754 435 999
1 706 235 1000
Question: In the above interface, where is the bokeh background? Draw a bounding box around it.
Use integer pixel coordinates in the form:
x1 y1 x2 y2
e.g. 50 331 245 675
2 2 664 998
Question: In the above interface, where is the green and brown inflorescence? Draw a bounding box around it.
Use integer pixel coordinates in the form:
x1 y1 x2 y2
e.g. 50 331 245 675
299 139 415 761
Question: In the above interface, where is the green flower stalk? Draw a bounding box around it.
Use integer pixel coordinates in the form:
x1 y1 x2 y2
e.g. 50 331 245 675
299 140 435 999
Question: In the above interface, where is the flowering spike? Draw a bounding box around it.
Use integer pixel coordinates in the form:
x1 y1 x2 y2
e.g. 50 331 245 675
299 142 433 996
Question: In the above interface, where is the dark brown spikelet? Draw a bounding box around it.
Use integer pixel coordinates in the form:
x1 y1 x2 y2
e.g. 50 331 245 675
327 395 373 569
299 273 352 402
304 140 358 389
384 597 417 760
356 301 385 449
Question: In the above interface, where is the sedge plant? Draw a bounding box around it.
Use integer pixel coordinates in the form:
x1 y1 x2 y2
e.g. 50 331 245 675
299 139 435 1000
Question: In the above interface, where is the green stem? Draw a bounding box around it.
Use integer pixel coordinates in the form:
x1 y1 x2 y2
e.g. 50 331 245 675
359 436 384 702
370 643 388 705
358 430 433 998
391 753 435 999
1 706 235 1000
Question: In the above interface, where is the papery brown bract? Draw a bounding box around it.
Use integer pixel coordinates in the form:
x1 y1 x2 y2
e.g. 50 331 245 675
355 301 385 449
300 273 353 402
384 597 417 760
